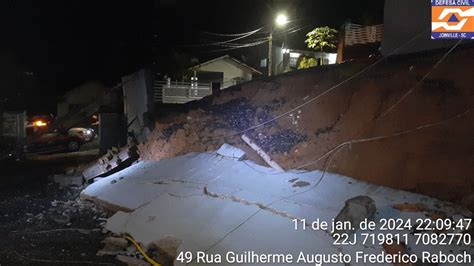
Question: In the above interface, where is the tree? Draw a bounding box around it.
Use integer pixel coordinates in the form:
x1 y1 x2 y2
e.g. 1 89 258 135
305 26 338 65
297 56 318 69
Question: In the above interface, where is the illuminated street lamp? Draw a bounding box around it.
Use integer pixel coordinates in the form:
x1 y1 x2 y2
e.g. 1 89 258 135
268 13 288 77
275 14 288 27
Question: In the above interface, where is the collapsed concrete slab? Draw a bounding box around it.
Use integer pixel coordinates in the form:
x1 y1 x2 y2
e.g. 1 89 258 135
216 143 246 160
82 145 139 182
81 150 473 265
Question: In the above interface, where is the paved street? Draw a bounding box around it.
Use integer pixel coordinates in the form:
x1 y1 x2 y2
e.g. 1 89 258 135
0 151 120 265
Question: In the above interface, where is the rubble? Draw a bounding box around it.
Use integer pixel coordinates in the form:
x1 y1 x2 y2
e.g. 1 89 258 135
150 235 183 265
333 195 376 235
116 255 149 266
0 177 116 264
51 213 70 224
97 236 129 255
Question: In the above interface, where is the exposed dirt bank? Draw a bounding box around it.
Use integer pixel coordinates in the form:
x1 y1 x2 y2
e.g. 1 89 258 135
140 46 474 204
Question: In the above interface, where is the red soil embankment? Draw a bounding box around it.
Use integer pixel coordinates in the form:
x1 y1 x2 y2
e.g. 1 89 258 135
140 47 474 203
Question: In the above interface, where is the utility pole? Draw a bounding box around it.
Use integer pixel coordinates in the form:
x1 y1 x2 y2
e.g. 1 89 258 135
268 31 273 77
268 13 288 77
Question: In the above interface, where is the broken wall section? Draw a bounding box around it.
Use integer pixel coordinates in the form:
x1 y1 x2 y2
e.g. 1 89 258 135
122 69 155 143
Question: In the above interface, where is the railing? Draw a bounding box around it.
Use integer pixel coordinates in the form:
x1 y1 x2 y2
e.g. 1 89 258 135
153 80 211 104
345 23 383 46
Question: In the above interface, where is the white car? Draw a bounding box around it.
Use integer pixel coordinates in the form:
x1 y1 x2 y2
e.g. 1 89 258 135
68 128 96 142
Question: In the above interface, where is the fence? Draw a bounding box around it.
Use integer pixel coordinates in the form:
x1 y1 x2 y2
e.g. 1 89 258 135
1 111 26 140
344 23 383 46
153 80 212 104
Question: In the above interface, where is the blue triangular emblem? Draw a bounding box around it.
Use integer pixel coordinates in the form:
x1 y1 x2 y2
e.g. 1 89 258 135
448 14 459 22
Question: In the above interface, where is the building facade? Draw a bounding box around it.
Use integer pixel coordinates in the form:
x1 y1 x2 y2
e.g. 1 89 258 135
191 55 262 89
271 46 337 75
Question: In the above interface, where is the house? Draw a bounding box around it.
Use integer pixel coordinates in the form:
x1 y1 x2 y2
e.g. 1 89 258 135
150 56 261 106
271 46 337 75
190 55 262 90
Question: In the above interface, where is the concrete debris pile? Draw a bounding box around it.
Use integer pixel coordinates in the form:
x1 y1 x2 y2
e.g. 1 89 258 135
16 186 105 227
82 144 139 182
48 196 103 226
138 47 474 203
1 180 118 263
332 195 377 235
96 235 181 266
81 147 473 265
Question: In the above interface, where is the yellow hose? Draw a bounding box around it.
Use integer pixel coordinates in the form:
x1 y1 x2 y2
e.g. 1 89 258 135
126 235 161 266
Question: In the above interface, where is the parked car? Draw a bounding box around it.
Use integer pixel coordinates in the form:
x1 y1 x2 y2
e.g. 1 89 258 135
68 127 96 142
26 130 85 154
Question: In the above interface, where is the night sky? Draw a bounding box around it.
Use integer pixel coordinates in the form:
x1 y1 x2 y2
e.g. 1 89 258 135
0 0 384 114
157 0 384 49
0 0 151 113
155 0 384 71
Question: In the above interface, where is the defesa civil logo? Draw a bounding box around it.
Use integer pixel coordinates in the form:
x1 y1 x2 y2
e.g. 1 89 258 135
432 0 474 39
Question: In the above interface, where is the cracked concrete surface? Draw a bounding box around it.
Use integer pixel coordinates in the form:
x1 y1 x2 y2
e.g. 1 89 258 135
82 148 473 265
204 186 304 223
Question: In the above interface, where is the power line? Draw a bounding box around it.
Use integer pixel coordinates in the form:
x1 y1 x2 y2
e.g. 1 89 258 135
202 39 269 53
201 27 267 37
278 24 314 36
297 107 472 170
380 39 463 117
189 22 311 49
276 23 312 36
212 37 270 47
198 37 267 47
181 27 264 47
207 24 312 49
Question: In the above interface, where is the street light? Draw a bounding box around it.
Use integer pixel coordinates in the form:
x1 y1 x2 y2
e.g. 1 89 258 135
268 13 288 77
275 14 288 27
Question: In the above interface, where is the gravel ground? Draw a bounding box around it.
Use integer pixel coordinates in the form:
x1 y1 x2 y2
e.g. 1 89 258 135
0 153 122 265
